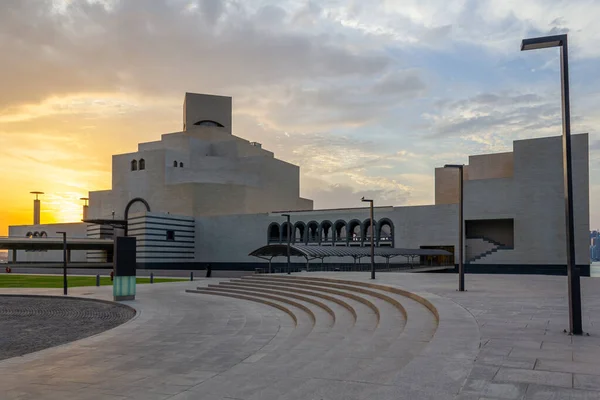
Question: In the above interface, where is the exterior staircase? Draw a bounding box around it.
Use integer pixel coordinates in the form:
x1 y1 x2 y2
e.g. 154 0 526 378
466 237 513 263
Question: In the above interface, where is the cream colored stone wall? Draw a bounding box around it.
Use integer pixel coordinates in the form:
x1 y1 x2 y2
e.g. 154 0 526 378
466 152 513 180
8 223 89 263
183 93 232 133
88 93 310 220
436 152 514 205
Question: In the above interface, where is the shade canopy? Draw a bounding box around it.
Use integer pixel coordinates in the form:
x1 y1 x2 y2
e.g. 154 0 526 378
249 244 452 260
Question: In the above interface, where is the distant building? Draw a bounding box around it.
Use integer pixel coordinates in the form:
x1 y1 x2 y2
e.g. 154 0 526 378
591 232 600 261
7 93 592 275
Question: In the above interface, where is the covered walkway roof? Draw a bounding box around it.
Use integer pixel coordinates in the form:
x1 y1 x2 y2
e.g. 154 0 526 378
0 237 113 251
249 244 451 260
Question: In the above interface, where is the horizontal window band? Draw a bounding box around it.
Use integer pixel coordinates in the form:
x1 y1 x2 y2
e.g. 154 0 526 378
137 256 195 262
137 250 195 254
136 247 194 251
128 226 195 233
136 243 194 249
128 214 195 224
127 232 195 239
127 227 195 234
135 239 195 245
127 222 195 231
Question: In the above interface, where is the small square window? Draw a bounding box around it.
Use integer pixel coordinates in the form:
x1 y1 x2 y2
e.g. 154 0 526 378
166 230 175 241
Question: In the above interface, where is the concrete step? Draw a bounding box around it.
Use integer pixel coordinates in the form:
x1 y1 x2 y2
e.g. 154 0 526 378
208 283 337 326
217 281 358 325
243 276 408 334
187 274 442 395
244 276 438 362
219 279 383 354
187 287 317 354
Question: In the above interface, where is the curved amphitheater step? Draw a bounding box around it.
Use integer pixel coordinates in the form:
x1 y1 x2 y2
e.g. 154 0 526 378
184 273 482 399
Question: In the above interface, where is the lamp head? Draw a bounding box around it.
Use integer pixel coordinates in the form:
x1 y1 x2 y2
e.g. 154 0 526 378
521 34 566 51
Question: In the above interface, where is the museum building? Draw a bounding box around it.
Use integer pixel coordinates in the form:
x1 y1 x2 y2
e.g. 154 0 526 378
8 93 591 275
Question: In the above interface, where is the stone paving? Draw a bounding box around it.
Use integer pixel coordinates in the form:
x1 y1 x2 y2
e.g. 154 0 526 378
0 273 599 399
0 295 135 360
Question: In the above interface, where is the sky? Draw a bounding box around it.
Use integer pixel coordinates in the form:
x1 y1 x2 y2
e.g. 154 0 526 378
1 0 599 237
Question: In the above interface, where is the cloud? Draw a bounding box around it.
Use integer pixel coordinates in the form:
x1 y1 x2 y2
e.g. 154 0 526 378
1 0 599 231
302 177 411 210
422 90 564 152
0 0 394 111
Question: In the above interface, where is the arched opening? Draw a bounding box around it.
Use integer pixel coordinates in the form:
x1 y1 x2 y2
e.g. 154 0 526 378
194 120 225 127
173 160 178 167
124 197 151 236
348 219 362 244
139 158 145 170
333 220 347 243
293 222 306 243
320 220 333 243
268 223 281 243
33 232 40 237
25 232 32 238
363 219 376 243
40 231 47 238
179 162 184 168
131 160 138 171
307 221 319 244
281 222 292 243
377 218 394 247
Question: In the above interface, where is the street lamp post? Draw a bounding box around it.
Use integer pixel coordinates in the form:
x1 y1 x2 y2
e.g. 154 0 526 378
521 34 582 335
361 198 375 280
56 231 67 295
282 214 291 273
444 164 465 292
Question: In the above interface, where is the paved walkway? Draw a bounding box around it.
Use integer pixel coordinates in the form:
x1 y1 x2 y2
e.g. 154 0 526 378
0 273 599 399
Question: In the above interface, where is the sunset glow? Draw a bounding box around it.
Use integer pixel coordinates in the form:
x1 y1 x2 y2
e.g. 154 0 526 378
1 0 599 237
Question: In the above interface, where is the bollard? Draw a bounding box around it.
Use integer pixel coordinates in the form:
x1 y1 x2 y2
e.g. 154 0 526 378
150 272 154 284
190 271 194 281
96 274 100 287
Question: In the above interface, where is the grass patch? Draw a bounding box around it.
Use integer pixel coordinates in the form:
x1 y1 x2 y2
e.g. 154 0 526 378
0 274 186 288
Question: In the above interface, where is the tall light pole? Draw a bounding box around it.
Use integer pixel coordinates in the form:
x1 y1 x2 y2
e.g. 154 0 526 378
57 231 67 295
521 34 582 335
444 164 465 292
361 197 375 279
282 214 291 273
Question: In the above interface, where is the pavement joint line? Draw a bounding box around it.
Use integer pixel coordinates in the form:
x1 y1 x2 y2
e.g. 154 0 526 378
3 273 600 399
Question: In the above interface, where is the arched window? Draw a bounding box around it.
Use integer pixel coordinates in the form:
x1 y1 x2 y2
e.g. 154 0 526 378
268 223 281 243
377 218 394 246
194 120 225 127
293 222 306 243
179 162 184 168
333 220 347 243
307 221 319 243
281 222 292 242
348 219 362 243
139 159 145 170
173 160 178 167
320 220 333 243
131 160 138 171
362 219 376 243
